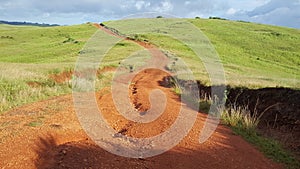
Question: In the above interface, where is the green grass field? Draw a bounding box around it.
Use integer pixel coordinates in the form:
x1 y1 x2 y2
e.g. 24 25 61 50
0 23 96 63
191 19 300 87
0 23 146 112
0 23 97 112
0 18 299 113
105 18 300 88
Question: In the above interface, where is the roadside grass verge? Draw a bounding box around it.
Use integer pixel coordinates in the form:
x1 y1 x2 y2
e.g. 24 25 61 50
0 71 71 113
0 64 73 113
232 127 300 169
221 106 300 169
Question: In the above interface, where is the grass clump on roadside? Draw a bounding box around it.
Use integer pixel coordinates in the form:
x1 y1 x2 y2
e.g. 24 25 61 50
221 106 261 131
0 76 71 113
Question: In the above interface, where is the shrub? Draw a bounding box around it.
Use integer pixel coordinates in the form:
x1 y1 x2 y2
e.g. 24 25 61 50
237 20 250 23
221 106 260 131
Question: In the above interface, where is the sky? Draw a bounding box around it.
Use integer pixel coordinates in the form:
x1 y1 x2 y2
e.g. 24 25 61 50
0 0 299 28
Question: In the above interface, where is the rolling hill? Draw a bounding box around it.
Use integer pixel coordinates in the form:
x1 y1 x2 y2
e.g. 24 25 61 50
1 18 299 112
0 18 300 168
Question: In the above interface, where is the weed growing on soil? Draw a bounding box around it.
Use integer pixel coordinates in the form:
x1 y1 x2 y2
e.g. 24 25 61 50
28 121 43 127
221 106 260 131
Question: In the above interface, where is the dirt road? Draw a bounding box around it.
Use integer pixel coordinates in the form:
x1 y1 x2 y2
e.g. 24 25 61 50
0 24 283 169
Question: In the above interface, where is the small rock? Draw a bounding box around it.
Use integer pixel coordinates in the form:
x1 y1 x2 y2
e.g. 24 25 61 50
140 112 147 116
50 124 62 129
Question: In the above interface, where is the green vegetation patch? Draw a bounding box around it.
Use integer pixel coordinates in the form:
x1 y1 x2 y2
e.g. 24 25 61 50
0 23 97 63
105 18 300 88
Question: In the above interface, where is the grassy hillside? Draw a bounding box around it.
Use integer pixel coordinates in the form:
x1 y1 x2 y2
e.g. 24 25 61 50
0 23 97 112
0 23 144 112
0 18 300 113
105 18 300 88
191 19 300 87
0 24 96 63
1 19 299 168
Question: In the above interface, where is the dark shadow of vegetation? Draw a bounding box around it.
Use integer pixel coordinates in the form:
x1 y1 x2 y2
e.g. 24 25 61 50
158 75 300 160
34 135 58 169
198 80 300 159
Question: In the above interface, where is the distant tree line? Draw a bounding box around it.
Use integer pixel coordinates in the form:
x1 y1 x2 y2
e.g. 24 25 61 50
0 20 59 27
208 16 227 20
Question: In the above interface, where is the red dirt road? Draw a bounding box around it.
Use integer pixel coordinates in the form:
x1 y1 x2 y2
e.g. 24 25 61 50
0 24 284 169
0 69 283 169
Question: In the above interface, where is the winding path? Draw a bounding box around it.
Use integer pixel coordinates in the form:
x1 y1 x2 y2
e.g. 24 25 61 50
0 24 283 169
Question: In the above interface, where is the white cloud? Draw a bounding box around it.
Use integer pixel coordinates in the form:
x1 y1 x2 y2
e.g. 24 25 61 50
162 1 173 11
135 1 151 10
135 1 144 10
42 13 50 18
0 0 299 28
226 8 237 15
153 1 173 13
228 0 300 28
226 0 270 11
184 1 191 5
